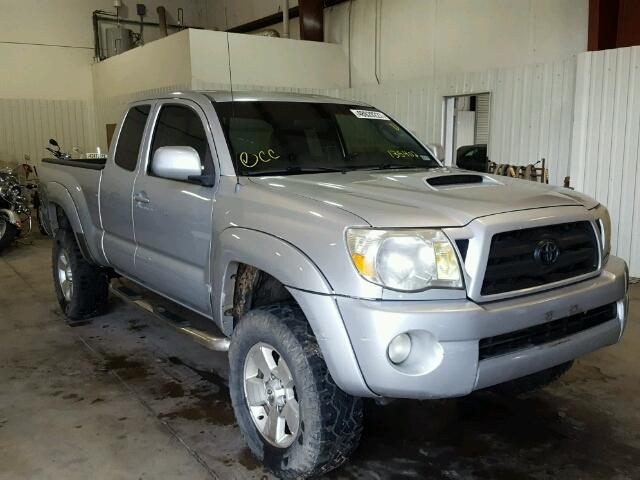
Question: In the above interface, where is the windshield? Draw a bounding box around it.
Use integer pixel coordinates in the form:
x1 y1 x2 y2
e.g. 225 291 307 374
212 101 440 176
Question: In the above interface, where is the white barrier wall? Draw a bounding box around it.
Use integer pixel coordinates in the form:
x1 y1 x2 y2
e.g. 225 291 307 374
92 29 349 149
570 46 640 276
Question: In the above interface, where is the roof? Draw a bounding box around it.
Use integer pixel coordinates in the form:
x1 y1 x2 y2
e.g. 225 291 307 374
204 90 367 105
138 89 370 106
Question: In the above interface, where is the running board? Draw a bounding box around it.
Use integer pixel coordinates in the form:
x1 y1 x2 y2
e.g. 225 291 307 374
110 283 231 352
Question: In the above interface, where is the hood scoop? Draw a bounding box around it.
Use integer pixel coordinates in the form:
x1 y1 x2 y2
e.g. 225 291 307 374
426 174 487 189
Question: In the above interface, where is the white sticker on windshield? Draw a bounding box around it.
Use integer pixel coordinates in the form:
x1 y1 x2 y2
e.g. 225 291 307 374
350 109 390 120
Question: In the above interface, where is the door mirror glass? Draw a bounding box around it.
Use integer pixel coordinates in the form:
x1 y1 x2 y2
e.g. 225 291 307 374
151 146 202 181
49 138 59 148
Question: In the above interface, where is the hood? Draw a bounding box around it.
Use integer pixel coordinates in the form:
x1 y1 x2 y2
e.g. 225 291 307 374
248 168 597 227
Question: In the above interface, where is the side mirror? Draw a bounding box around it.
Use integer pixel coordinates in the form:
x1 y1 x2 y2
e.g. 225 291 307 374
49 138 59 148
152 146 202 182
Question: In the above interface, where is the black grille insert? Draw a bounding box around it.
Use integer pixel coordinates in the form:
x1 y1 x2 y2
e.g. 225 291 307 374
479 303 617 360
481 221 599 296
456 239 469 261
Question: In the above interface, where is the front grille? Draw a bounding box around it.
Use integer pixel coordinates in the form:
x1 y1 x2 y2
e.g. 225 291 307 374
479 303 616 360
481 221 599 296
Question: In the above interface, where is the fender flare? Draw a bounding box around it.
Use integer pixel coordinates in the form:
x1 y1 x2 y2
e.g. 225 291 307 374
212 227 333 334
44 182 101 263
211 227 372 396
44 182 84 235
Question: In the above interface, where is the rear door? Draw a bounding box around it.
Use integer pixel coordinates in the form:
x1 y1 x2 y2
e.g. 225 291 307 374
100 102 152 276
132 99 216 315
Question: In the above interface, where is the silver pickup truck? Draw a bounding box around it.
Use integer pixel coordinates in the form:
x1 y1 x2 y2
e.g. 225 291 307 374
40 91 629 479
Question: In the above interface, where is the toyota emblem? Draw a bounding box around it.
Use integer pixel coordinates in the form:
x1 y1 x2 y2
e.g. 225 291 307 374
534 239 560 265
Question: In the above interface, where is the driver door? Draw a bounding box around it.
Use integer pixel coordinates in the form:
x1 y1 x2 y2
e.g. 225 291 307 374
132 100 216 315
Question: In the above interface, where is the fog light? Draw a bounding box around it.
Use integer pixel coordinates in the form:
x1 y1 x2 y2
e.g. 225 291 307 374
388 333 412 364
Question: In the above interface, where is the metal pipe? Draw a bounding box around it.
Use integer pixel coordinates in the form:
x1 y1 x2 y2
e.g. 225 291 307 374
92 10 202 60
157 6 168 37
92 12 101 59
226 0 349 34
95 14 197 30
282 0 290 38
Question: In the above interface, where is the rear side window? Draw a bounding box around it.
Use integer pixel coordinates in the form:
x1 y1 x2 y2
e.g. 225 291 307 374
150 104 212 176
114 105 151 171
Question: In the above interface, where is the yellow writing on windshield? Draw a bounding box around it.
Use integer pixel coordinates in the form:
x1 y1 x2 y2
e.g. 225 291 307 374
239 149 280 168
387 149 419 159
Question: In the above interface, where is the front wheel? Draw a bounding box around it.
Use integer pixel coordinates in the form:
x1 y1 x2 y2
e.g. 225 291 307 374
52 228 109 321
229 304 363 479
0 217 18 254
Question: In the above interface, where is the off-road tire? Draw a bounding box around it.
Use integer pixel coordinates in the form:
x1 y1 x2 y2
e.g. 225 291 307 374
492 361 574 396
0 218 18 254
229 303 363 479
52 228 109 321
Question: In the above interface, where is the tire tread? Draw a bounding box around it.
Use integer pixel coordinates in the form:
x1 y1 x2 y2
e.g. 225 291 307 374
52 228 109 320
231 303 363 479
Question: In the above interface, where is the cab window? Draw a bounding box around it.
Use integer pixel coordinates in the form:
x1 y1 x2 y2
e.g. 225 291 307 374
114 104 151 171
149 104 213 177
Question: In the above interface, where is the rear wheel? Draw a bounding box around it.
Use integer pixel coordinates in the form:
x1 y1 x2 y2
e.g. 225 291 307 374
0 217 18 254
52 228 109 321
229 304 363 479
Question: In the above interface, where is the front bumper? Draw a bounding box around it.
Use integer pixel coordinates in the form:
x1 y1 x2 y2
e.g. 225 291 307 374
335 255 629 399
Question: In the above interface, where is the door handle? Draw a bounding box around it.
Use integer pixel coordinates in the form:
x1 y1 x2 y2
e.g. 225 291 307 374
133 192 150 204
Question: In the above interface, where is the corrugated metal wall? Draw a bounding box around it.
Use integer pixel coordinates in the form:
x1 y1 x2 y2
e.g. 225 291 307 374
0 98 97 166
321 58 577 186
570 46 640 276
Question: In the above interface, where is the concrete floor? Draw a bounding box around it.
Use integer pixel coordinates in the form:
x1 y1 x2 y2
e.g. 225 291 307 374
1 236 639 480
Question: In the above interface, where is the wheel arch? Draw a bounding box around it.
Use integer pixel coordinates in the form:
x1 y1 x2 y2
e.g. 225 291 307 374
212 228 373 397
43 182 107 266
212 227 333 336
44 182 83 236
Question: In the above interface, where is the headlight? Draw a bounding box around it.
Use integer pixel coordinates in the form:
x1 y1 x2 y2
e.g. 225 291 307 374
346 228 463 291
591 204 611 261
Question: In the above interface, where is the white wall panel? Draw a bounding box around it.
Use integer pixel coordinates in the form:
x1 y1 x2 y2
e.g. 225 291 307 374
211 0 587 88
321 58 577 186
570 46 640 276
0 98 97 166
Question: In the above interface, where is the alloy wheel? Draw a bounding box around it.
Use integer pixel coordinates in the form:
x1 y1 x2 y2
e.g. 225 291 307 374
57 249 73 302
243 342 300 448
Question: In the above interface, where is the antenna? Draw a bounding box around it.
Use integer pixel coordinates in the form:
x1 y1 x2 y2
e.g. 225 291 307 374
224 2 240 187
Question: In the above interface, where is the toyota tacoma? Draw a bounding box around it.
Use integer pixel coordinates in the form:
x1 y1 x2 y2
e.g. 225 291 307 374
39 91 629 479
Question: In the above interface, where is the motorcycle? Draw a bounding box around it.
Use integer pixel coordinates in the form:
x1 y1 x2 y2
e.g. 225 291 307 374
0 164 33 253
46 138 71 161
0 139 67 252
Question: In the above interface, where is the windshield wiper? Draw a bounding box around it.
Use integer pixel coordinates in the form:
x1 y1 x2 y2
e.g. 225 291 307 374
347 163 424 171
245 166 348 176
